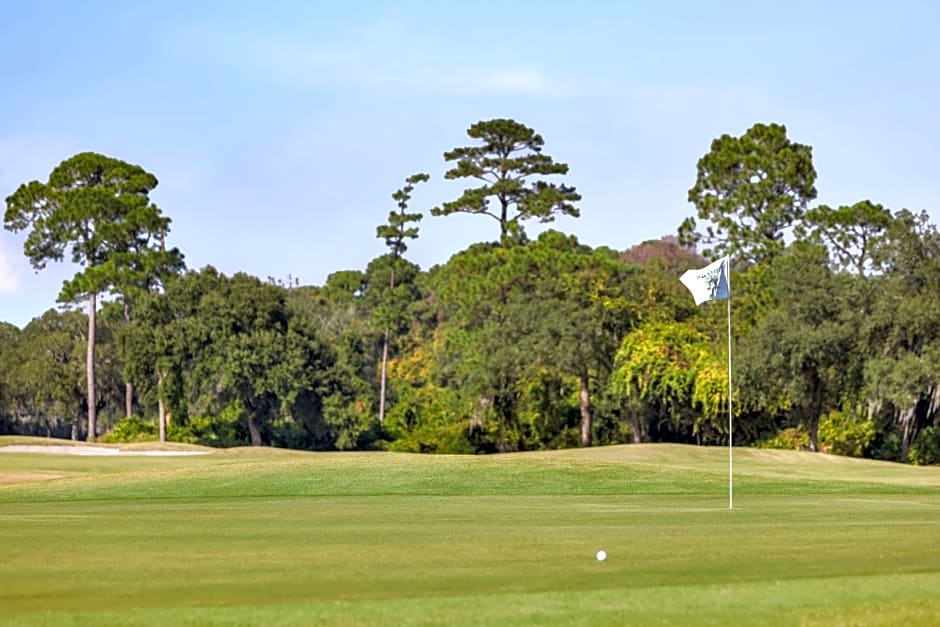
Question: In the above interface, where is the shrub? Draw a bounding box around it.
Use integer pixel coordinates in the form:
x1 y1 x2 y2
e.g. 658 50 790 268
870 432 902 462
169 405 244 448
102 415 157 443
755 427 809 450
818 411 876 457
386 421 475 454
909 426 940 466
384 382 476 454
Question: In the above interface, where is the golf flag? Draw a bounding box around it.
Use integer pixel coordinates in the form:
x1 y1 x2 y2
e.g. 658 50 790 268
679 254 735 509
680 256 730 305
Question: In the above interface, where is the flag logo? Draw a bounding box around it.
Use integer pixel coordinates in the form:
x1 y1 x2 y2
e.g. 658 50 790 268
680 256 730 305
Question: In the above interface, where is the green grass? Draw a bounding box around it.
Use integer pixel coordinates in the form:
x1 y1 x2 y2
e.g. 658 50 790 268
2 437 940 625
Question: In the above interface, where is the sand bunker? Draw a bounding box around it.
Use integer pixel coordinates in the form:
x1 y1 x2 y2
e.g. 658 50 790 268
0 445 208 456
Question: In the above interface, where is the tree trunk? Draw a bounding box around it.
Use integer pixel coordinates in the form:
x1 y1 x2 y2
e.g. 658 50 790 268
124 382 133 418
71 418 78 441
379 329 390 424
625 398 645 443
247 415 262 446
379 264 395 425
157 232 172 439
86 292 97 441
158 397 167 443
579 366 591 447
900 406 916 462
630 426 642 444
244 399 262 446
124 299 133 418
806 376 823 452
157 371 167 443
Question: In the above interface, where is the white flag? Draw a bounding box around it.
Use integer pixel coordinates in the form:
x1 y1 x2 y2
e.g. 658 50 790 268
680 256 730 305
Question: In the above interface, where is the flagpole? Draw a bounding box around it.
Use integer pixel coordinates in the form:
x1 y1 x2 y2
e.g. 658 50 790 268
727 261 733 511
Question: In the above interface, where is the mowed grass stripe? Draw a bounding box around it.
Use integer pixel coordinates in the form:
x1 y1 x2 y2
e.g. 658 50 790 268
3 496 940 593
6 573 940 627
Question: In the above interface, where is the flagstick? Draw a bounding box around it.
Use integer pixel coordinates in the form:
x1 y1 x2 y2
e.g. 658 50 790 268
678 256 734 510
727 269 733 511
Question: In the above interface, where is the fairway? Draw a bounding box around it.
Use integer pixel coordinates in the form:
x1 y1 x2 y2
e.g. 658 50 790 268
2 438 940 625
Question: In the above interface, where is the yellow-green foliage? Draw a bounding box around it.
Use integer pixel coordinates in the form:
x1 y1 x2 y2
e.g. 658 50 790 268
102 416 157 443
691 361 730 434
756 427 810 450
818 411 876 457
384 339 475 454
611 321 729 434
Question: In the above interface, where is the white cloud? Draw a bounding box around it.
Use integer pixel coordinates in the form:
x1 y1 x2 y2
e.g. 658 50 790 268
202 20 578 97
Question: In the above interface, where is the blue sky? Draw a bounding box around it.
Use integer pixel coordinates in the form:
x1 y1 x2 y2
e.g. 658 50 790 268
2 0 938 327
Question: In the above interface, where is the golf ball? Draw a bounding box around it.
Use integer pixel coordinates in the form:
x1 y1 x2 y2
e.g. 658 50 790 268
596 550 607 562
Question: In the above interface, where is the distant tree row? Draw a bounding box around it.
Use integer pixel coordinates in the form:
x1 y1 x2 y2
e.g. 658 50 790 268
2 119 939 464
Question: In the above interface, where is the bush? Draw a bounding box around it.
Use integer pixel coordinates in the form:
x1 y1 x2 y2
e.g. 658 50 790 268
755 427 809 450
909 426 940 466
385 421 475 454
383 383 477 454
869 432 902 462
102 415 157 443
169 405 244 448
544 427 583 450
818 411 876 457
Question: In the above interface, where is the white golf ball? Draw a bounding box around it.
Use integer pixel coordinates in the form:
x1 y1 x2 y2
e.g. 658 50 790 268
596 550 607 562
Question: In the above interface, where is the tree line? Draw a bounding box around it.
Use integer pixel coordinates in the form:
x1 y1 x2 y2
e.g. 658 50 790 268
2 119 939 464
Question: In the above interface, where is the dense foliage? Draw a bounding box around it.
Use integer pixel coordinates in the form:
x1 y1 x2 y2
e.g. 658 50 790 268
3 120 939 463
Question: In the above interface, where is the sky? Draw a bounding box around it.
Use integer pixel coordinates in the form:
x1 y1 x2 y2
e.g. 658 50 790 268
1 0 938 328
